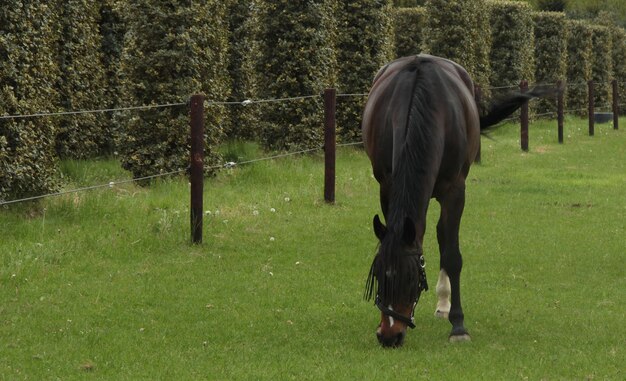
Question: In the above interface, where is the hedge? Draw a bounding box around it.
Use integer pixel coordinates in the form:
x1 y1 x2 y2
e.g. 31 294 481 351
117 1 230 180
422 0 492 100
393 7 426 58
0 3 61 201
532 11 568 114
99 0 126 152
611 27 626 114
488 1 535 92
590 25 613 108
595 12 626 114
226 0 260 141
55 1 107 159
336 0 394 143
566 20 593 116
256 0 337 151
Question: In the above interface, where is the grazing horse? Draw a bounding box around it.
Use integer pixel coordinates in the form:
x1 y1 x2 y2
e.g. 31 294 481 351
362 54 548 347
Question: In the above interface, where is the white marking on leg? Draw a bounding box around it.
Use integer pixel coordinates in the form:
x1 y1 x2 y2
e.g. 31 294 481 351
435 269 451 319
387 305 395 327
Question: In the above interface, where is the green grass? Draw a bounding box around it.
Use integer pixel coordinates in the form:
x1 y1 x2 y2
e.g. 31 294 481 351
1 117 624 380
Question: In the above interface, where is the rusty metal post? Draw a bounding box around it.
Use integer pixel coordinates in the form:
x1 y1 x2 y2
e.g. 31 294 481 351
588 81 595 136
612 79 619 130
520 80 529 151
474 83 482 163
190 94 205 244
557 80 564 144
324 88 336 204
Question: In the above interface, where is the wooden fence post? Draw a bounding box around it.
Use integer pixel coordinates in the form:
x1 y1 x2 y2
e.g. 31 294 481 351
557 80 564 144
612 79 619 130
520 80 529 151
588 81 595 136
324 88 336 204
474 83 482 163
190 94 205 244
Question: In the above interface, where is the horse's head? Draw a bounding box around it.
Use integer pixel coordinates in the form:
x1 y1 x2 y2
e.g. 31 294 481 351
366 215 428 348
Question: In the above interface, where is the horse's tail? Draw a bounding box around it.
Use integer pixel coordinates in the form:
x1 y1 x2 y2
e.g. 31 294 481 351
479 86 559 130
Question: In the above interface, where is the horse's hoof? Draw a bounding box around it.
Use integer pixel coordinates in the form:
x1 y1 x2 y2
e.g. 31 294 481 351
434 310 449 319
448 334 471 343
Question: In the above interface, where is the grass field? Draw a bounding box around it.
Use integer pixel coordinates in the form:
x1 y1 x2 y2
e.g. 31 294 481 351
1 117 624 380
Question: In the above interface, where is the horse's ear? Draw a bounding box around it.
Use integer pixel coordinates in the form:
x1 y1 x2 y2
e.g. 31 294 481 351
403 217 416 245
373 215 387 241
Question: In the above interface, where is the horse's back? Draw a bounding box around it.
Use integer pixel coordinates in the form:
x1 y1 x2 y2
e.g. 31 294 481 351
362 55 480 186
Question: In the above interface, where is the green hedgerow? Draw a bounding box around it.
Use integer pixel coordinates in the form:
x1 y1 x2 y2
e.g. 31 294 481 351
0 2 61 201
117 0 230 180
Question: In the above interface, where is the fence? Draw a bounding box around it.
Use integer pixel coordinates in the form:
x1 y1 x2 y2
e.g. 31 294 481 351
1 79 624 244
476 79 622 154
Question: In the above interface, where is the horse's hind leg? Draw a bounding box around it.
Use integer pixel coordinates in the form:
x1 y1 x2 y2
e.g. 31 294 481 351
436 182 470 342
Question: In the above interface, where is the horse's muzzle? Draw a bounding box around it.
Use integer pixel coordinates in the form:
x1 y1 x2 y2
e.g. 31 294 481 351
377 330 406 348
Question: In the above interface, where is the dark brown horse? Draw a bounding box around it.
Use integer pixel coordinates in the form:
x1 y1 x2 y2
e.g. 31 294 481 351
362 54 548 347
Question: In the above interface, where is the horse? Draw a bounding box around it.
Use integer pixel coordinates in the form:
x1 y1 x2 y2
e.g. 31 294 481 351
362 54 549 347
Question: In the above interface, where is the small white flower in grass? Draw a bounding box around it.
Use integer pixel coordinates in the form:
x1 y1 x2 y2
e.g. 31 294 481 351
270 208 276 213
108 181 115 188
205 210 212 216
139 327 145 332
269 272 274 276
295 261 301 266
252 210 259 216
284 197 291 202
269 237 275 242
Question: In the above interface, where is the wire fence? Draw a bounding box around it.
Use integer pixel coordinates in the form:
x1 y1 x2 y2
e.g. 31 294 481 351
0 81 622 207
0 138 363 207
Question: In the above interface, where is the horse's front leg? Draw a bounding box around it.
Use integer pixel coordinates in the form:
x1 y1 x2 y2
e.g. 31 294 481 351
434 268 451 319
436 183 470 342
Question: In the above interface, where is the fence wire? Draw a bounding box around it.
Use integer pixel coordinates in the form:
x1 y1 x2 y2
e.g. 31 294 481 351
0 102 187 120
0 168 187 207
0 141 368 207
0 81 620 120
1 82 622 207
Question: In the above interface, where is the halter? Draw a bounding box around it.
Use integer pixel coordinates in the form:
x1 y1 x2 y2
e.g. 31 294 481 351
375 254 428 330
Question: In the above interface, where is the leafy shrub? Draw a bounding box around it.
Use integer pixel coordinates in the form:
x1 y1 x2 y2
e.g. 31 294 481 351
422 0 492 100
393 7 426 58
611 27 626 114
99 0 126 152
117 1 230 180
55 0 107 159
226 0 261 141
256 0 337 151
532 11 568 114
336 0 394 143
537 0 568 12
566 19 593 115
0 3 61 201
488 1 535 90
589 25 613 109
595 12 626 114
